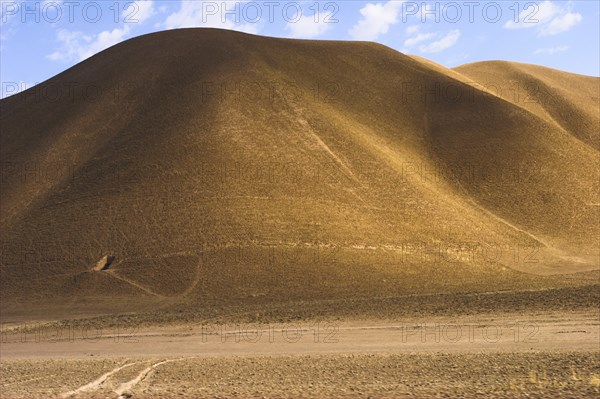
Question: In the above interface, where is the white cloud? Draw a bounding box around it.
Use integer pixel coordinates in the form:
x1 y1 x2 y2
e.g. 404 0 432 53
163 1 208 29
287 13 333 39
47 26 131 62
47 30 90 61
404 32 436 48
419 29 460 53
349 1 404 41
80 26 132 60
405 25 420 35
46 1 155 62
534 45 569 55
163 0 258 34
539 12 582 36
504 0 559 29
504 1 581 36
129 0 155 23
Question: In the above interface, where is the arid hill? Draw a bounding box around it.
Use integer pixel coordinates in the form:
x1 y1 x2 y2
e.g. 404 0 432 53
1 28 598 318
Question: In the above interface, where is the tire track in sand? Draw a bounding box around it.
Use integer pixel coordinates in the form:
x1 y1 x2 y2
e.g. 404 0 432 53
114 358 185 399
60 361 140 398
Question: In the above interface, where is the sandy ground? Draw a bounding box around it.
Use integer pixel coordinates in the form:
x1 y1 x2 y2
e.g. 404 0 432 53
1 310 598 398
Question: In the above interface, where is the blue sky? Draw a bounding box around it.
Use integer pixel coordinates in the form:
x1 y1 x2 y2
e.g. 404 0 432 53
1 1 598 98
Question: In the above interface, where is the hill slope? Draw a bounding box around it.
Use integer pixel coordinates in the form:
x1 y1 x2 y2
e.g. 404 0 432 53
1 29 598 316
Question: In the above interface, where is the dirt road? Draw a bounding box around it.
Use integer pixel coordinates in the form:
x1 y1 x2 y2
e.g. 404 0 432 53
1 311 599 398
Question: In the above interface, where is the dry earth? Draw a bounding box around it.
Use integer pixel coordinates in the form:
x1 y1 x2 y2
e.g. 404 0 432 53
1 310 599 398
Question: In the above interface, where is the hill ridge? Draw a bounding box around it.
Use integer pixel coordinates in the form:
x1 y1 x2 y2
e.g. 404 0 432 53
1 28 598 315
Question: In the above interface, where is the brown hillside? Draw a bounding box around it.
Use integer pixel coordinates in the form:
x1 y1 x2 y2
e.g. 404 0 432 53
1 29 598 317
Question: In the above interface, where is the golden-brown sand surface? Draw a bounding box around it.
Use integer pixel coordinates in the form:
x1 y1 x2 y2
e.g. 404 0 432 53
1 310 599 398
